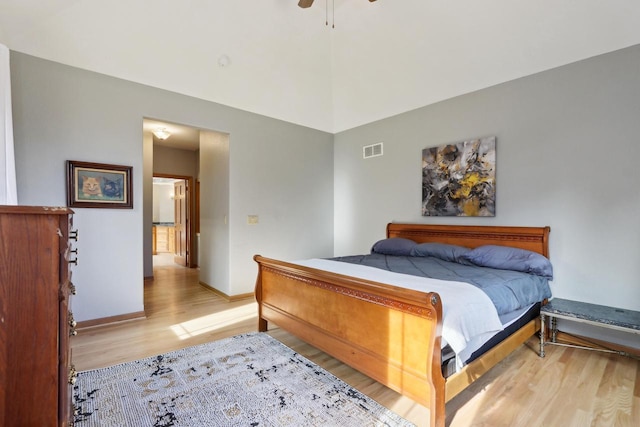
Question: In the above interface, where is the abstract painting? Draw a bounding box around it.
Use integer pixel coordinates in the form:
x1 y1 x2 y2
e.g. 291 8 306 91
422 136 496 216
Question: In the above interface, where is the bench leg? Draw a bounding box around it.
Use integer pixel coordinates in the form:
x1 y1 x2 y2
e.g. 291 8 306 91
539 313 545 358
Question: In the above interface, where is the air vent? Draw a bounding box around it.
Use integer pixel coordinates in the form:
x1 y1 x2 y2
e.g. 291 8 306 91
363 142 383 159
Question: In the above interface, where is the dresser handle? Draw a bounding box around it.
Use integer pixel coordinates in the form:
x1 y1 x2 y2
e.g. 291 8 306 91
69 247 78 265
68 312 77 328
70 230 79 241
69 312 77 336
68 247 78 265
69 365 77 385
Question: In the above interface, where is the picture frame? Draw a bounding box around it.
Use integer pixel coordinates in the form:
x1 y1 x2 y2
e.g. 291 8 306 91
67 160 133 208
422 136 496 217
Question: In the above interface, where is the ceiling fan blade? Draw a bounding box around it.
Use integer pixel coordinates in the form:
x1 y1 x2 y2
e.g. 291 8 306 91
298 0 314 8
369 0 377 2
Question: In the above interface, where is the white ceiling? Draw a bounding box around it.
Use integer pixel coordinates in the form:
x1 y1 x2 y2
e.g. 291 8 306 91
2 1 640 133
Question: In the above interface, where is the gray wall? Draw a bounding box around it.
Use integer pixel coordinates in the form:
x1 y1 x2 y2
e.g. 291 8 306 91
11 52 334 322
153 145 198 177
199 130 230 295
334 45 640 348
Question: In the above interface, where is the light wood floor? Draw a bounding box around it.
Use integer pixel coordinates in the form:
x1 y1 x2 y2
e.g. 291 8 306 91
72 259 640 427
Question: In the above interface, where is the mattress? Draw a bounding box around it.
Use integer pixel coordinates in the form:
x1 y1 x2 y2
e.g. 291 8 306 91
441 302 541 377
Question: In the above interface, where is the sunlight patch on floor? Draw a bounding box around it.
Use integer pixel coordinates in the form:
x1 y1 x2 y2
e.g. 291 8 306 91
169 302 257 339
448 381 491 427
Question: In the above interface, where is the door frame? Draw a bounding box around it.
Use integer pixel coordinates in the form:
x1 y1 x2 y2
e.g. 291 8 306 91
153 173 196 268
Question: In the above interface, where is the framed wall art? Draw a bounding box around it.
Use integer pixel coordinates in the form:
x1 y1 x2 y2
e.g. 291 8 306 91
422 136 496 217
67 160 133 208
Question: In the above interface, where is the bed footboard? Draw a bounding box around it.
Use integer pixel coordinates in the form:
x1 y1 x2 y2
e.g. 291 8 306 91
254 255 446 427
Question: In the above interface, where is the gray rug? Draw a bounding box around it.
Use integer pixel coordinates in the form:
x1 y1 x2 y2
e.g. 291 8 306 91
73 332 415 426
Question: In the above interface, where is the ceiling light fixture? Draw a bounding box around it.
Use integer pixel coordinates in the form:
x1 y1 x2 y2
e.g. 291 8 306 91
153 127 171 140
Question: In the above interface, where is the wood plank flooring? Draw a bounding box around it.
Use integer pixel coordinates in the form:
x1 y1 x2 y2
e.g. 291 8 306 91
71 259 640 427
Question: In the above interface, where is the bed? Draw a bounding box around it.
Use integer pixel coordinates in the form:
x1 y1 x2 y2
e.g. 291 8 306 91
253 223 551 427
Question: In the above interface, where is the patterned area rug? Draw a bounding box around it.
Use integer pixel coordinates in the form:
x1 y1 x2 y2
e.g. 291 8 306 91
73 332 415 426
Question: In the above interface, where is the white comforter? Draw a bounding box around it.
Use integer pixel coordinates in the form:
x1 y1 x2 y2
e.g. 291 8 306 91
290 259 504 365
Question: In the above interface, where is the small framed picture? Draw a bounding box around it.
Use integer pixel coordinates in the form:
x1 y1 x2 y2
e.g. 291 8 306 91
67 160 133 208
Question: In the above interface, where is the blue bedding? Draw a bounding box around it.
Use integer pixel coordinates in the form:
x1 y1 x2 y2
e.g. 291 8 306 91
329 253 552 315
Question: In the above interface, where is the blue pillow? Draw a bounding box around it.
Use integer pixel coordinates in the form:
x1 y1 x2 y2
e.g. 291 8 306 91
410 243 471 263
461 245 553 279
371 238 417 256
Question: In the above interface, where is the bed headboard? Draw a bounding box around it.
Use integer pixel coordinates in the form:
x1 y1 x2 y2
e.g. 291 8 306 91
387 223 551 258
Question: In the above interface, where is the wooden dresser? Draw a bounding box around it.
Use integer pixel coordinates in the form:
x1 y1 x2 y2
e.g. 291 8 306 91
0 206 77 426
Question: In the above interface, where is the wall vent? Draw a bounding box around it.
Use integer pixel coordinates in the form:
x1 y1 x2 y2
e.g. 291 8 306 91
363 142 383 159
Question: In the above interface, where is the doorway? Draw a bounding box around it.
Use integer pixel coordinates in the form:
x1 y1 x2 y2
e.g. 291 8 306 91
152 174 195 268
144 118 202 277
143 119 228 291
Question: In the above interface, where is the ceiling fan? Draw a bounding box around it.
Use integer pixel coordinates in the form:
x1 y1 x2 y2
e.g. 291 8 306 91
298 0 376 8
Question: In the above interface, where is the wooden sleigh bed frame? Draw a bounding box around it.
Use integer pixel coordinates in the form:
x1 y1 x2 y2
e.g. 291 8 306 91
254 224 550 427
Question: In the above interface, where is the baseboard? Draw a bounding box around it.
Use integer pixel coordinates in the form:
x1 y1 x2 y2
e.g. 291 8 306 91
76 311 147 330
198 281 254 302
